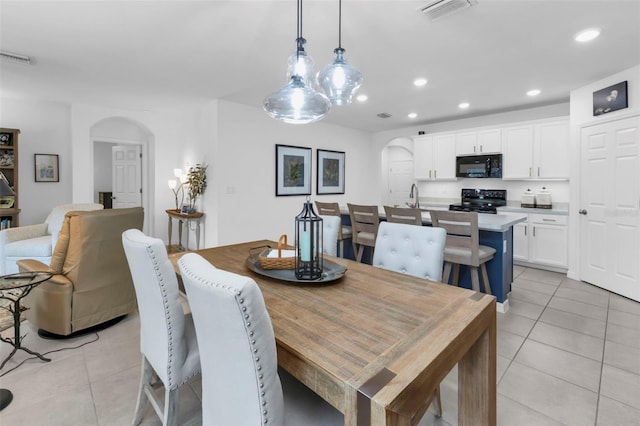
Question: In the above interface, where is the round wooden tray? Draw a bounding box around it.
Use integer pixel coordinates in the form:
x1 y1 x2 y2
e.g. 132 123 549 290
245 253 346 284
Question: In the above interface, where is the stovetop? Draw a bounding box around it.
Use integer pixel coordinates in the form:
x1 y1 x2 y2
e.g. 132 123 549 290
449 189 507 214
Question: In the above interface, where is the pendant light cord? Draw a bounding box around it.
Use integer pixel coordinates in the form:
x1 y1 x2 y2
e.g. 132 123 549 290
338 0 342 49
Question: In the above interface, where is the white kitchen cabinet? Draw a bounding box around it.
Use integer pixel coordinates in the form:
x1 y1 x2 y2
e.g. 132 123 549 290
530 213 568 268
535 120 570 179
455 128 501 155
502 125 535 179
512 212 568 270
413 134 457 180
502 118 569 180
513 221 529 261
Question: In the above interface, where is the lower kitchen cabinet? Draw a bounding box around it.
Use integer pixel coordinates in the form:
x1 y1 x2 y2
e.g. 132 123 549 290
513 213 568 271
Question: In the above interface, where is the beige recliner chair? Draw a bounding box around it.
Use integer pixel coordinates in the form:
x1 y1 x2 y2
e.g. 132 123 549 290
18 207 144 337
0 203 104 275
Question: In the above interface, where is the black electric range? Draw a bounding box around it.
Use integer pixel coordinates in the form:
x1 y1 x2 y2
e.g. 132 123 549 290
449 189 507 214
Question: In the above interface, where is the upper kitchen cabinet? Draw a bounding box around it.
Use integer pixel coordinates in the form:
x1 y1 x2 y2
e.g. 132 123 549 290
502 118 569 180
455 128 501 155
413 134 457 181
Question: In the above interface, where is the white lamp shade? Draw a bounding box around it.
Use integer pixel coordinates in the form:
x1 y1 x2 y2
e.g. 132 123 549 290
317 48 363 106
263 75 331 124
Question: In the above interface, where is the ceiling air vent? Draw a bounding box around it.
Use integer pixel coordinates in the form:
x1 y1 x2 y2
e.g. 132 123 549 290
419 0 477 21
377 113 392 119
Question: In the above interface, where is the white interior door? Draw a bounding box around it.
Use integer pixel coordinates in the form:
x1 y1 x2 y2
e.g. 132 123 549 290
112 145 142 208
387 146 414 207
580 115 640 301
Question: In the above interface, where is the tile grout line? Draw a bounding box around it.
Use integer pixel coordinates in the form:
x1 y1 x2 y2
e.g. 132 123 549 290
593 293 611 426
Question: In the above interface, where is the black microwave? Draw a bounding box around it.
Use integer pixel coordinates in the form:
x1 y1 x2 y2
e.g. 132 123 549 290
455 154 502 178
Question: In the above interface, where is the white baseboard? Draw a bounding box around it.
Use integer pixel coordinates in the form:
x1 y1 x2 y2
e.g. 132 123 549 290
497 299 509 313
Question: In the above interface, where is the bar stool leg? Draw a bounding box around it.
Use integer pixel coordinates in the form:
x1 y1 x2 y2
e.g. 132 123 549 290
480 264 492 295
470 267 481 292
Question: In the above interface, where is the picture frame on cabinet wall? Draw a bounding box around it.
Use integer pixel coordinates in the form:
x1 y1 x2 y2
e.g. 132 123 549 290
593 80 628 116
34 153 59 182
316 149 345 195
275 144 311 196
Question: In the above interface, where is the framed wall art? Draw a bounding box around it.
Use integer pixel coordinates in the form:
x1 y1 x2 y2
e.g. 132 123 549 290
34 153 59 182
275 144 311 196
316 149 345 195
593 81 628 116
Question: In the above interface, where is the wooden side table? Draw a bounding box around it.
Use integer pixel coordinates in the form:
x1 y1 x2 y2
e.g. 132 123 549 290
165 209 204 251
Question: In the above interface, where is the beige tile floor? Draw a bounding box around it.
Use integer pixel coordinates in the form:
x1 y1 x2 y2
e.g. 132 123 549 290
1 266 639 426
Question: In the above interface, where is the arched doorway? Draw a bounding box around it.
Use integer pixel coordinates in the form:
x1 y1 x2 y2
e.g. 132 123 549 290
381 137 415 207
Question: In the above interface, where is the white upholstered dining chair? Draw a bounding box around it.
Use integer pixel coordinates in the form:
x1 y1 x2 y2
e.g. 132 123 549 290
122 229 201 426
320 214 341 257
372 221 446 282
177 253 342 426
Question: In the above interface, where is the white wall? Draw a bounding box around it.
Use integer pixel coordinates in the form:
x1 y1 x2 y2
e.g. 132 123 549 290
214 100 376 246
567 64 640 280
0 98 72 225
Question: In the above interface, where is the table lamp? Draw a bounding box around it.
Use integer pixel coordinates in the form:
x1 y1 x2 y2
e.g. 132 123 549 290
0 172 15 208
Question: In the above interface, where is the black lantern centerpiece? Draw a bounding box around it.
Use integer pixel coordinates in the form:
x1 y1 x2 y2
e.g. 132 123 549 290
295 197 323 280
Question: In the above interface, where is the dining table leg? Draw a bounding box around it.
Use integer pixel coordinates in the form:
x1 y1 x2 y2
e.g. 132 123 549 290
457 315 496 426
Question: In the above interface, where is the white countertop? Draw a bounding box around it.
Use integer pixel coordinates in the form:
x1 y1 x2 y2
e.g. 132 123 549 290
339 206 527 233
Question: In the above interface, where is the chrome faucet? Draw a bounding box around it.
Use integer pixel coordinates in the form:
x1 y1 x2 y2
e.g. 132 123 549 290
409 183 420 209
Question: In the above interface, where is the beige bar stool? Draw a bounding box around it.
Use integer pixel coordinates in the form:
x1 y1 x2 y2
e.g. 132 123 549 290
315 201 352 257
347 203 380 263
429 210 494 294
383 205 423 225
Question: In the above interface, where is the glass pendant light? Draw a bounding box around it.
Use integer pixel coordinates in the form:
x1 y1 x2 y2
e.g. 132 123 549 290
317 0 363 106
264 0 330 124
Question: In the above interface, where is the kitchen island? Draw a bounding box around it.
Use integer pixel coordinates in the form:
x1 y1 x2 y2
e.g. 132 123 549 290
339 207 526 310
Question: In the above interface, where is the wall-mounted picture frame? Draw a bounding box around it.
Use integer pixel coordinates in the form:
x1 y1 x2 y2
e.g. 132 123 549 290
34 153 59 182
593 81 628 116
316 149 345 195
275 144 311 196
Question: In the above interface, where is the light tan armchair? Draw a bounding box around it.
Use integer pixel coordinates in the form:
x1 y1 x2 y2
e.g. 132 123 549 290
0 203 104 275
18 207 144 337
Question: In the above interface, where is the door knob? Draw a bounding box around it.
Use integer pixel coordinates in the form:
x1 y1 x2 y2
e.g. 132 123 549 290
578 209 587 215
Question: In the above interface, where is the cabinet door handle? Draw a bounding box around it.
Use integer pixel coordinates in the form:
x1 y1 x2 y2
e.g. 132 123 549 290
578 209 588 215
434 170 437 179
524 227 527 236
538 166 541 177
529 167 532 177
429 170 432 179
480 144 483 152
473 146 476 153
542 218 556 222
533 226 536 237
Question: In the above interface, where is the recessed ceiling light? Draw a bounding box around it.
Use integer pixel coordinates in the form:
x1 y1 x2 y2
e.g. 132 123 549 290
356 94 368 102
574 28 600 42
413 78 428 87
458 102 470 109
527 89 541 97
408 112 418 119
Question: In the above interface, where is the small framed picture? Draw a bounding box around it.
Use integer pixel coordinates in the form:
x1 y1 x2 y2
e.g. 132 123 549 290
34 153 59 182
593 81 628 116
317 149 345 195
275 144 312 196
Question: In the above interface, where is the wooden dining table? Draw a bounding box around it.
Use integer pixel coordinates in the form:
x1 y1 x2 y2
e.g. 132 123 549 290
171 240 496 426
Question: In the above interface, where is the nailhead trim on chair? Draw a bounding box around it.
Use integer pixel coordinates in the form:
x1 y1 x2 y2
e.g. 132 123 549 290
145 244 198 388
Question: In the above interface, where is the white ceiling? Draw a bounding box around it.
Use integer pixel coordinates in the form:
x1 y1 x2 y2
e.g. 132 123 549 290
1 0 639 133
